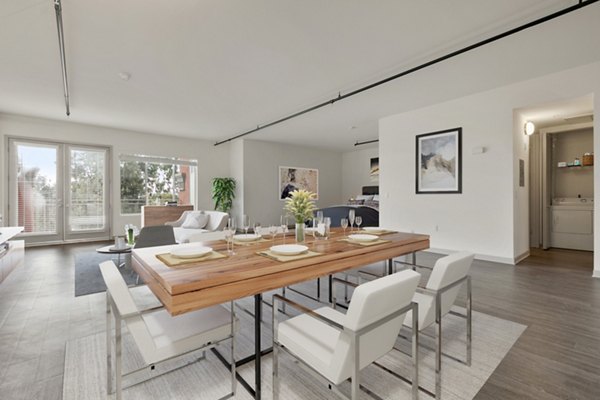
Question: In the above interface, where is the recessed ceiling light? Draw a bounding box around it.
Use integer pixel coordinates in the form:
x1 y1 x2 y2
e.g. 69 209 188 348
118 72 131 81
524 121 536 135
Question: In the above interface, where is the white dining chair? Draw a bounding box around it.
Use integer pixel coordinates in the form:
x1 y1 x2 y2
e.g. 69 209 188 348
272 269 421 400
401 251 474 399
100 261 238 400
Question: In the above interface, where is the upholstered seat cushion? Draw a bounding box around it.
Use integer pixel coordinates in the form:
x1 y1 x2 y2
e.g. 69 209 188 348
142 304 238 364
277 306 345 383
402 292 435 330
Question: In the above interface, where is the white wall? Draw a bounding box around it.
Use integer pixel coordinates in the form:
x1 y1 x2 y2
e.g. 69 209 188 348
239 140 343 226
0 113 230 237
380 61 600 268
341 146 378 201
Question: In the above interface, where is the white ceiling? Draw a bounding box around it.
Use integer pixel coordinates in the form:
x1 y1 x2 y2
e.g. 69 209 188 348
1 0 598 151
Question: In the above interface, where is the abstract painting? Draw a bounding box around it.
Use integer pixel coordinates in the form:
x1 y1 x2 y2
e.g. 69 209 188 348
370 157 379 182
416 127 462 194
279 166 319 200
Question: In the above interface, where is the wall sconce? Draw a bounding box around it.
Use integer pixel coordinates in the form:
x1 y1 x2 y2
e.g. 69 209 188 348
524 121 535 135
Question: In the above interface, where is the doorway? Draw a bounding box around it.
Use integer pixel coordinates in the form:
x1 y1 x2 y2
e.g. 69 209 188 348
7 138 111 245
526 96 594 253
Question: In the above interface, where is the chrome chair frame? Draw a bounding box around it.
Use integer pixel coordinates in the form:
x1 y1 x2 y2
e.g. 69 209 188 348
272 278 419 400
105 293 236 400
369 262 473 400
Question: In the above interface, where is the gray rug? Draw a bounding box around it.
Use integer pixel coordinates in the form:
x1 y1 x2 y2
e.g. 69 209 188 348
63 283 527 399
74 251 138 297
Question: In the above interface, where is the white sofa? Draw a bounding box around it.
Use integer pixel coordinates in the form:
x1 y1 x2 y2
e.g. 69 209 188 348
165 210 229 243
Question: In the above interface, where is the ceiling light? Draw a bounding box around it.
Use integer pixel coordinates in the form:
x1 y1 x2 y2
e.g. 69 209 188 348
524 121 535 136
118 72 131 81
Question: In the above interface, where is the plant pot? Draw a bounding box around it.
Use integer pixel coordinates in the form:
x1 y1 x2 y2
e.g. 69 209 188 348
295 223 305 243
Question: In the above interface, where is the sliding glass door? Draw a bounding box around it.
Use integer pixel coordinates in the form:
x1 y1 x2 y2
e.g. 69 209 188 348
8 139 110 245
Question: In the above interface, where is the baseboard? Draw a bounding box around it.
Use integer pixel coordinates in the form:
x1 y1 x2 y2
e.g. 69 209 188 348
425 247 516 265
593 270 600 279
514 250 530 264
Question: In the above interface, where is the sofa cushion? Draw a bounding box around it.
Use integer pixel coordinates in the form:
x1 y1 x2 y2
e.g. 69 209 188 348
181 212 209 229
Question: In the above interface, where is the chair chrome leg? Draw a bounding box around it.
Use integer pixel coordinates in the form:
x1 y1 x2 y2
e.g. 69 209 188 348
344 273 349 303
411 303 419 400
231 301 237 395
106 294 112 395
282 287 286 314
317 277 321 301
272 298 280 400
351 334 360 400
116 314 123 400
435 295 442 400
467 276 472 367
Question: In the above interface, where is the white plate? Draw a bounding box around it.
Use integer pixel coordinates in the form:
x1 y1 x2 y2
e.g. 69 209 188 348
270 244 308 256
348 234 379 242
234 234 261 242
170 246 212 259
362 227 385 234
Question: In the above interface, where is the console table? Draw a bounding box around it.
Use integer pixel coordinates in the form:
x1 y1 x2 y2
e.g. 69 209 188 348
141 205 193 227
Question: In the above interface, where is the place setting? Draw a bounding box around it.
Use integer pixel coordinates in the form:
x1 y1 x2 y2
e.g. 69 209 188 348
155 245 227 268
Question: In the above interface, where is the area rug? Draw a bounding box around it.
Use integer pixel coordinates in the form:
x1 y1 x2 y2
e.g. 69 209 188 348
74 251 139 297
63 285 526 400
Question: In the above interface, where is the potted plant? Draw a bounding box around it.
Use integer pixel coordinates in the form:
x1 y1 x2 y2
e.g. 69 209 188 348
284 189 317 243
211 178 236 213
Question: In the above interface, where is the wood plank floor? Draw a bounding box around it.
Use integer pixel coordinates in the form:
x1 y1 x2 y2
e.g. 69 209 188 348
0 243 598 399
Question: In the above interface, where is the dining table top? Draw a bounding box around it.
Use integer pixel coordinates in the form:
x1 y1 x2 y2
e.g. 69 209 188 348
132 228 430 315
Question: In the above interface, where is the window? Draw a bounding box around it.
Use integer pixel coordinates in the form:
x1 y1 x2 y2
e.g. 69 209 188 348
120 155 196 214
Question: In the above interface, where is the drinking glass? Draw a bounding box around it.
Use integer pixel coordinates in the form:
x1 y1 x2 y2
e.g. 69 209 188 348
226 219 236 255
269 225 278 242
254 222 262 236
316 210 324 223
348 209 355 232
340 218 348 237
355 216 362 232
280 216 288 244
242 215 250 235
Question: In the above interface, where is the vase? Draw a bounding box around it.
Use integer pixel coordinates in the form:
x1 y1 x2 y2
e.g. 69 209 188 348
295 223 305 243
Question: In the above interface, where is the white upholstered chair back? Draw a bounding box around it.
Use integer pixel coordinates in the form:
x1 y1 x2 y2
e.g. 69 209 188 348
426 252 474 317
330 270 420 383
100 261 157 364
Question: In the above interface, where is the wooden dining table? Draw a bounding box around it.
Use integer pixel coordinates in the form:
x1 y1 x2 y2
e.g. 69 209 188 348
131 228 430 399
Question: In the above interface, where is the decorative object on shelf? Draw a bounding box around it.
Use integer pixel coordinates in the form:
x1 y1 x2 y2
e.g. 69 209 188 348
574 157 582 166
583 153 594 166
279 166 318 200
124 224 138 245
416 127 462 194
211 177 236 213
557 161 567 168
283 189 316 243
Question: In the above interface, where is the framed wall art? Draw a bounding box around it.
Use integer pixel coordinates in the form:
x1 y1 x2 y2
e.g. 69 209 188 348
279 166 319 200
416 127 462 194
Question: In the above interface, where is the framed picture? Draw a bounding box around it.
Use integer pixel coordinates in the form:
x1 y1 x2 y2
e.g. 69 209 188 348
415 127 462 194
370 157 379 182
279 166 319 200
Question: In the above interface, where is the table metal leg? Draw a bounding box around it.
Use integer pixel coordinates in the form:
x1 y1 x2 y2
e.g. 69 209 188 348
254 294 262 400
387 259 393 275
328 275 333 304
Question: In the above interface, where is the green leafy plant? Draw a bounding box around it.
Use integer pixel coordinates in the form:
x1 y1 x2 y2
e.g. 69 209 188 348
212 178 236 212
284 189 317 223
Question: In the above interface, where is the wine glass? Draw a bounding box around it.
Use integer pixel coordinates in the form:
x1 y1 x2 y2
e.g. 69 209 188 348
348 209 355 232
280 216 288 244
269 225 278 242
242 215 250 235
355 216 362 232
340 218 348 237
226 219 236 255
254 222 262 237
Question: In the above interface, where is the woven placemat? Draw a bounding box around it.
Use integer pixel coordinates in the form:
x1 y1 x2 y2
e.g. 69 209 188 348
228 237 271 246
256 250 322 262
339 238 391 247
156 251 227 268
355 229 397 235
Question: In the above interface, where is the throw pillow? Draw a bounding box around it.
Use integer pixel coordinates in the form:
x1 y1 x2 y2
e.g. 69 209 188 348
181 212 209 229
